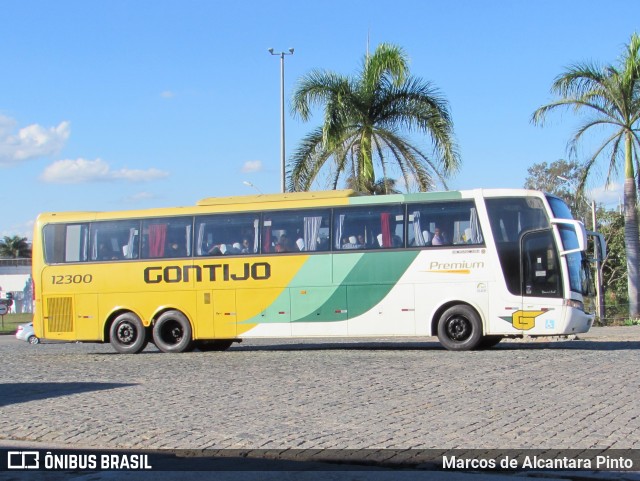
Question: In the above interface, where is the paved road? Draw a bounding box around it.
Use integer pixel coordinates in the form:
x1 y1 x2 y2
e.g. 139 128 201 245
1 327 639 478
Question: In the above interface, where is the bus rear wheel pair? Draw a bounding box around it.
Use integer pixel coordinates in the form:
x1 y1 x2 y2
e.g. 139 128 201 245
109 310 193 354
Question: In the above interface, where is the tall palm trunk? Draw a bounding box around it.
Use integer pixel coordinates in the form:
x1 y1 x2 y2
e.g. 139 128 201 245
359 128 374 188
624 132 640 318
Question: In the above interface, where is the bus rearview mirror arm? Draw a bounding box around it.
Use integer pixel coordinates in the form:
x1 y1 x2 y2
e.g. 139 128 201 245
550 218 588 256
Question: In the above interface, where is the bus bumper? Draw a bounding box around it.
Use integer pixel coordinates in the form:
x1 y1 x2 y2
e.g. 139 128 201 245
563 306 594 334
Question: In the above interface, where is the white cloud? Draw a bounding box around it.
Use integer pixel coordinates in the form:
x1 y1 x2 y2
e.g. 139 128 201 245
0 115 70 165
589 183 624 207
40 158 169 184
160 90 175 99
241 160 263 173
111 166 169 182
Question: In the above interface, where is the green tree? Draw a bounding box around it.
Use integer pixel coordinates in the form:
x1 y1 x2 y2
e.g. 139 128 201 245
532 33 640 318
0 235 31 258
598 210 629 321
345 176 402 195
289 43 460 194
523 159 592 225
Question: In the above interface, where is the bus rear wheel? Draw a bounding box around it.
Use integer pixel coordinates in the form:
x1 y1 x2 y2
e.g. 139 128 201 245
152 310 193 353
110 312 148 354
437 305 483 351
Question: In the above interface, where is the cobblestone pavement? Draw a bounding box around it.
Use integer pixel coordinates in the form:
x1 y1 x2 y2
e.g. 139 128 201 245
1 326 639 455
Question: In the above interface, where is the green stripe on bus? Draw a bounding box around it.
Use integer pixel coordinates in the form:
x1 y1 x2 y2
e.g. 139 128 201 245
238 251 419 325
292 251 418 323
331 251 418 319
347 191 462 205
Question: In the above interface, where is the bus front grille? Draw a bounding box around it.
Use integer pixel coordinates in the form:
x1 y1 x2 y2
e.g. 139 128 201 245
46 297 74 333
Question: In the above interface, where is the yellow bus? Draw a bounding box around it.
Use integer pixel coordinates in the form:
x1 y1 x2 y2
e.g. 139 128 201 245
32 188 601 353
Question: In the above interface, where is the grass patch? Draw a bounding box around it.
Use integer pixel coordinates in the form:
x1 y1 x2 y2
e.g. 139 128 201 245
0 313 32 334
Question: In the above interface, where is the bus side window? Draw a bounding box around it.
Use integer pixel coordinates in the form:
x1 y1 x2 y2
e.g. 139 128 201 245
43 223 89 264
196 214 260 256
141 217 192 259
90 220 140 261
263 210 330 253
334 206 403 250
522 230 561 297
407 201 483 247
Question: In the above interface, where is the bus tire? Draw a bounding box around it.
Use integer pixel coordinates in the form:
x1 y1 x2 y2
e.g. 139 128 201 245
153 310 193 353
110 312 148 354
196 340 234 352
437 305 483 351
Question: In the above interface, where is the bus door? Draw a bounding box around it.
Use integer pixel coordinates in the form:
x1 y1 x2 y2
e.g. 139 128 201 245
196 288 237 339
519 229 562 333
212 289 237 339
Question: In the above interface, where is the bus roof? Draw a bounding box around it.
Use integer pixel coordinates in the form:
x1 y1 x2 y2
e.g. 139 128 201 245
196 189 360 206
35 188 550 224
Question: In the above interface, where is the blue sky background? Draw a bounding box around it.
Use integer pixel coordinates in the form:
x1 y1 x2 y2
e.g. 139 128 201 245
1 0 638 239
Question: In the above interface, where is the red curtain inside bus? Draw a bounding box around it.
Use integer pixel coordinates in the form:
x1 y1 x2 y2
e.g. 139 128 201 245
149 224 167 258
380 213 391 247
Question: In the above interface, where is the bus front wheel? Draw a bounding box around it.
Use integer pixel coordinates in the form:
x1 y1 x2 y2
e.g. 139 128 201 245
152 310 193 353
437 305 483 351
110 313 148 354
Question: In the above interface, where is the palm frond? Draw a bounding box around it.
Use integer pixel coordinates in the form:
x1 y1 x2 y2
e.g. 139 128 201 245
289 43 460 193
360 43 408 94
550 62 607 98
291 70 352 122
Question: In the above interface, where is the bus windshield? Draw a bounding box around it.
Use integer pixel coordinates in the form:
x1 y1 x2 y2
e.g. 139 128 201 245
557 224 593 296
546 195 594 297
546 195 574 220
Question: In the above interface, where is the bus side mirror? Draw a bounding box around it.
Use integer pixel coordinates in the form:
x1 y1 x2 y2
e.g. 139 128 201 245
587 231 607 261
550 218 587 256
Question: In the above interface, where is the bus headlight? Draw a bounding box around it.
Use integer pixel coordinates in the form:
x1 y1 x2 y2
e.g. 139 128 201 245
564 299 584 311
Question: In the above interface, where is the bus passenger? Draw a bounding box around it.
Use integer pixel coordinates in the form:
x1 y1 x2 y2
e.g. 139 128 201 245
207 245 222 255
275 234 291 252
168 241 186 257
432 227 448 246
342 236 361 249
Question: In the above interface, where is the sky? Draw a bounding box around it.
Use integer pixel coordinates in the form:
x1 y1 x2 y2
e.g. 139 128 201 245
1 0 639 240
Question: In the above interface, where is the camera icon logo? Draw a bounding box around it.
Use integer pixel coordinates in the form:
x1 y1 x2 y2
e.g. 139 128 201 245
7 451 40 469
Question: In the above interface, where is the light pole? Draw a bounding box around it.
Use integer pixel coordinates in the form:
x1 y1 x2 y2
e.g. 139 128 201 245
243 181 263 194
268 47 294 194
557 176 604 320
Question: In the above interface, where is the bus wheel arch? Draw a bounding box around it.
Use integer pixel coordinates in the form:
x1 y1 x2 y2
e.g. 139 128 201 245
152 309 194 353
108 311 149 354
433 302 484 351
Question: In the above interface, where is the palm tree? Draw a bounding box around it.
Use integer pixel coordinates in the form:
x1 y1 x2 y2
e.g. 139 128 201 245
0 235 31 258
289 43 460 194
345 176 402 195
532 33 640 318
